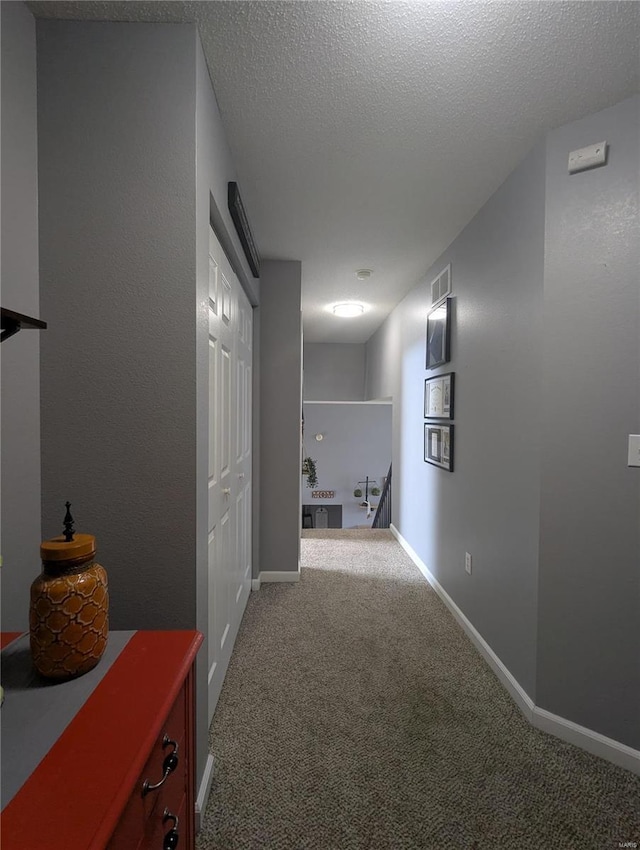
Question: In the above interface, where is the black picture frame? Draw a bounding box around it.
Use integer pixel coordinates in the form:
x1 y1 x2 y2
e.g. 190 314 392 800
424 371 455 420
424 423 454 471
426 296 451 370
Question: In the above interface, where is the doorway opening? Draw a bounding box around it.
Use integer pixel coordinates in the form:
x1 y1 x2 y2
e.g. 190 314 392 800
301 400 392 532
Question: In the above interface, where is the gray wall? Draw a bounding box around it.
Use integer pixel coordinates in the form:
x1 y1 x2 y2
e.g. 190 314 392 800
366 141 546 701
1 2 42 630
37 20 197 629
303 343 365 401
366 96 640 750
537 96 640 748
194 34 211 796
36 19 265 796
259 260 302 574
302 403 391 528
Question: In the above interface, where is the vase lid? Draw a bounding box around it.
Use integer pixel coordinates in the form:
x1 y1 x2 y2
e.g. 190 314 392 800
41 533 96 562
41 502 96 561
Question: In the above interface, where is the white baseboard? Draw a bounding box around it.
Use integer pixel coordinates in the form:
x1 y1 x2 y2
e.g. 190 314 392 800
195 754 215 833
389 523 640 777
532 706 640 776
254 570 300 586
389 524 534 721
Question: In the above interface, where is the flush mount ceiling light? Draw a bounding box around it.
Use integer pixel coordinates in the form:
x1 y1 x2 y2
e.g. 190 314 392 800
332 302 365 318
355 269 373 280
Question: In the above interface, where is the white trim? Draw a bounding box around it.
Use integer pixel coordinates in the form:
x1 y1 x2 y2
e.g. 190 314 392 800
303 399 392 405
251 578 261 592
195 754 215 833
256 570 300 584
532 707 640 776
390 524 534 720
389 523 640 777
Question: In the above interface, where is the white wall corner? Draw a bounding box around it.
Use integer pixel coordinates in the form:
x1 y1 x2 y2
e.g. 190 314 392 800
195 753 215 833
251 578 261 592
389 524 640 777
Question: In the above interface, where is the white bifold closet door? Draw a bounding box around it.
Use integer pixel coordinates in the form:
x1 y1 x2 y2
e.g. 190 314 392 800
207 224 253 723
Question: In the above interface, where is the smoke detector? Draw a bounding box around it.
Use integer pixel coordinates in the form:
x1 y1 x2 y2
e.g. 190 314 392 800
355 269 373 280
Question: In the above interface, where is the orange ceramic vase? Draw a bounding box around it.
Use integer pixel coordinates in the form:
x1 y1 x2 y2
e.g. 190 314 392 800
30 531 109 680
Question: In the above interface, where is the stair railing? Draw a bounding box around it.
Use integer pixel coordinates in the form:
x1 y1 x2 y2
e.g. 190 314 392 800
372 464 392 529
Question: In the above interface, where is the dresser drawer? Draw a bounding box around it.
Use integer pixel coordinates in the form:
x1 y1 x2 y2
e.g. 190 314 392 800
107 683 187 849
1 631 201 850
138 791 187 850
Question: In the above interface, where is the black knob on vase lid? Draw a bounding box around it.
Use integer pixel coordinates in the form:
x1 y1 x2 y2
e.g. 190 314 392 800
63 501 75 542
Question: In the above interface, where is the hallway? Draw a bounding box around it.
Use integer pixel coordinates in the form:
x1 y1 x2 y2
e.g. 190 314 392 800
197 531 639 849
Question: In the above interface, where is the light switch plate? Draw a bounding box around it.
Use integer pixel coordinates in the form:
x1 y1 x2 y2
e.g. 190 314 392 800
628 435 640 467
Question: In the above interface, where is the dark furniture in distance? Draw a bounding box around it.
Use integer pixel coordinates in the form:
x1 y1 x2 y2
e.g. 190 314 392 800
302 504 342 529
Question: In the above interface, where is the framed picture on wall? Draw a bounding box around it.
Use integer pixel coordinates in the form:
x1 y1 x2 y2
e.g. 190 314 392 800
426 297 451 370
424 372 455 420
424 423 454 471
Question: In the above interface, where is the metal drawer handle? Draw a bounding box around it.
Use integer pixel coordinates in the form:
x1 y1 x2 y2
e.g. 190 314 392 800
162 808 180 849
142 735 179 796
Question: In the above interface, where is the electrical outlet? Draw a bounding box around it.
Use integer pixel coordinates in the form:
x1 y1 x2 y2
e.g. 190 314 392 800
465 552 472 575
628 435 640 467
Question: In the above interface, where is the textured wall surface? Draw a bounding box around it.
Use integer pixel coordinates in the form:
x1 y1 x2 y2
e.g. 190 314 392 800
303 343 365 401
26 2 640 342
259 260 302 575
37 20 197 630
537 95 640 748
366 95 640 750
1 1 41 630
366 142 546 700
194 33 211 795
302 403 391 529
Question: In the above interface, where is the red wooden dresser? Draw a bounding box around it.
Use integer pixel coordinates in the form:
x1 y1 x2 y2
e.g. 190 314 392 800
1 630 203 850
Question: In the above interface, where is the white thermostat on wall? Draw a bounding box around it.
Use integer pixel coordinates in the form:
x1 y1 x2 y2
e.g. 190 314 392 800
568 141 608 174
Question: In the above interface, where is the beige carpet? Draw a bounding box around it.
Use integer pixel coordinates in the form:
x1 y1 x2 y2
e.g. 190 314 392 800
197 530 639 849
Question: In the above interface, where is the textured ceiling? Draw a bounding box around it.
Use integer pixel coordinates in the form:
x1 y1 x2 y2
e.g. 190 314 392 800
28 1 640 342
